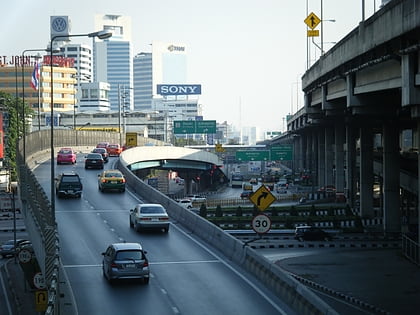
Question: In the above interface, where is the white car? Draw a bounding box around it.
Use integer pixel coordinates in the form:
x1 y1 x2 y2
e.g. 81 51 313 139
129 204 169 233
178 199 193 209
185 195 207 203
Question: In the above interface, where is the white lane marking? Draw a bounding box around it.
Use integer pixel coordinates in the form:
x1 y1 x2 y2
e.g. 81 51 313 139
170 224 289 315
64 260 220 268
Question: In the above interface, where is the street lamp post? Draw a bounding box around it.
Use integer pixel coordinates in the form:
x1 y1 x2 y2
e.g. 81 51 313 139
49 30 112 222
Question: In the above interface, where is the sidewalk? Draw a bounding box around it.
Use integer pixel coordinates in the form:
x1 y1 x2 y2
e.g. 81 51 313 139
274 248 420 315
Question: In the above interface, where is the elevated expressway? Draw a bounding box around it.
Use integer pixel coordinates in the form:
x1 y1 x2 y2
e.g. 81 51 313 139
274 0 420 239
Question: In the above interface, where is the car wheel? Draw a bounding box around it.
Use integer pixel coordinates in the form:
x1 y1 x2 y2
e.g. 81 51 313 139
143 277 149 285
129 218 133 228
120 188 125 193
164 227 169 233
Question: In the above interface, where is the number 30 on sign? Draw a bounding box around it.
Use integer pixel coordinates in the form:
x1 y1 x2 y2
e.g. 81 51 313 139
251 214 271 234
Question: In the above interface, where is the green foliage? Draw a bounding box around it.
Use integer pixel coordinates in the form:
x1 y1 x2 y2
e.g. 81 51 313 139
215 204 223 217
345 204 353 216
236 206 243 217
199 203 207 217
270 207 278 216
290 206 298 216
252 205 259 216
0 92 33 180
310 204 316 216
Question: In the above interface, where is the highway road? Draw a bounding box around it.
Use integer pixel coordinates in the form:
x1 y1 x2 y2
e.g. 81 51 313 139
32 153 295 315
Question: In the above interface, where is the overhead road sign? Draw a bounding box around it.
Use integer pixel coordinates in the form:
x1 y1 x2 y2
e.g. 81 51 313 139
173 120 216 134
304 12 321 30
271 145 293 161
196 120 216 133
250 185 276 211
236 150 269 161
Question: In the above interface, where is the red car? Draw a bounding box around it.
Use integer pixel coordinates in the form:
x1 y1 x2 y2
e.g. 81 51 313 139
107 144 122 156
96 142 109 149
57 147 76 165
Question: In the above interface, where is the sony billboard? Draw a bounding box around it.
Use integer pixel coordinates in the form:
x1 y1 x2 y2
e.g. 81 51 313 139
157 84 201 96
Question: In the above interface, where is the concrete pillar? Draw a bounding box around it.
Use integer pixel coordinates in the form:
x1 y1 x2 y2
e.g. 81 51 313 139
382 122 401 234
346 124 357 208
335 123 345 193
360 126 374 217
417 121 420 243
306 132 312 173
325 127 334 187
318 128 325 189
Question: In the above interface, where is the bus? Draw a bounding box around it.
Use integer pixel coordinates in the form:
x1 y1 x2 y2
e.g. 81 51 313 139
231 174 244 188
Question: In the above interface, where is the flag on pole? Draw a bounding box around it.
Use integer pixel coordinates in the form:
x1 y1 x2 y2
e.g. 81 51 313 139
30 62 40 91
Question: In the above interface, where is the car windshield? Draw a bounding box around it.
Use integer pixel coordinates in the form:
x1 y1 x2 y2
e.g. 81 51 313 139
115 250 143 260
140 206 165 214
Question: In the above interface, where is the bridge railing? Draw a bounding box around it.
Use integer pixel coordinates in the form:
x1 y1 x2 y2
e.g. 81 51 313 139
402 234 420 266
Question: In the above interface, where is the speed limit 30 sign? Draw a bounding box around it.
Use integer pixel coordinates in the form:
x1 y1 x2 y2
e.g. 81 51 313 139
251 214 271 234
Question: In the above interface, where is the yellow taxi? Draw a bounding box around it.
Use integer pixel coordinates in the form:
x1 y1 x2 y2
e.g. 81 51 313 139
98 169 126 193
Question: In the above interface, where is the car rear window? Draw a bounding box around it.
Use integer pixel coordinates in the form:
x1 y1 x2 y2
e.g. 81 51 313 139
105 172 121 178
61 176 80 183
140 206 165 214
115 250 144 260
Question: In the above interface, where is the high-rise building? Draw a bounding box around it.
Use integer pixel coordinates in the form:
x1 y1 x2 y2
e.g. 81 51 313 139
133 41 189 111
94 14 133 111
133 52 152 111
58 43 92 86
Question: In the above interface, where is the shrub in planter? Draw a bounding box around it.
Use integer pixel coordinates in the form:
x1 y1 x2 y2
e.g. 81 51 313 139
290 206 298 216
236 206 243 217
215 205 223 217
310 204 316 216
270 207 278 216
199 204 207 217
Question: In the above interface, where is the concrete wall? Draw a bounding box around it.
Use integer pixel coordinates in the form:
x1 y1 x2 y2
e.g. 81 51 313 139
117 158 338 315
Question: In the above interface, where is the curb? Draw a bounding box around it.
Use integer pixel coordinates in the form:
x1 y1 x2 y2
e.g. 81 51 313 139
249 241 402 249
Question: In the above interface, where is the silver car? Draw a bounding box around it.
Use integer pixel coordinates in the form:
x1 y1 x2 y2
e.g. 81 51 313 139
102 243 150 284
0 239 29 258
129 203 170 233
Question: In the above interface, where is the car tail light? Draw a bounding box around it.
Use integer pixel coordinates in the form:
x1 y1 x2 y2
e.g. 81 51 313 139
121 178 126 183
111 262 119 268
159 217 169 221
143 260 149 267
140 218 152 221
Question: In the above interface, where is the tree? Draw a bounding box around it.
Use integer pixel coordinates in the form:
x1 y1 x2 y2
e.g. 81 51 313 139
0 91 34 181
215 204 222 217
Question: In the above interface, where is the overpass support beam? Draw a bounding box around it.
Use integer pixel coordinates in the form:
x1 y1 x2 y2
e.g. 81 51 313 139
325 127 334 187
382 121 401 235
334 123 345 193
359 125 374 217
346 124 358 208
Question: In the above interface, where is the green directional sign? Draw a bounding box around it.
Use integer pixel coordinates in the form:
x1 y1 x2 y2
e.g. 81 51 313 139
174 120 216 134
236 150 270 161
173 120 195 134
196 120 216 133
271 145 293 161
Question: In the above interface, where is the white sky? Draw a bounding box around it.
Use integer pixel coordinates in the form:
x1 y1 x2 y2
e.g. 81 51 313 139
2 0 380 132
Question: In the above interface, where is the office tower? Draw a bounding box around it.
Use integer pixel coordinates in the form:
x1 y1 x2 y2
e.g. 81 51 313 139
94 14 133 111
58 43 92 86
